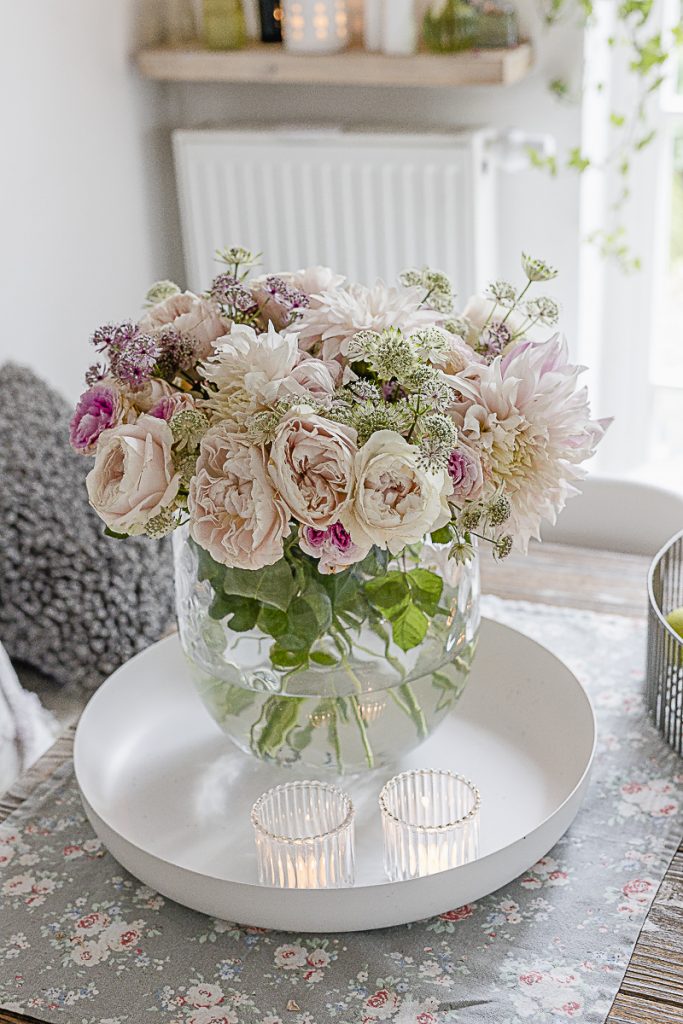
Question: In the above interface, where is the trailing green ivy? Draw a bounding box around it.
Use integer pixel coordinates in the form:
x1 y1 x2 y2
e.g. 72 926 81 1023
531 0 682 270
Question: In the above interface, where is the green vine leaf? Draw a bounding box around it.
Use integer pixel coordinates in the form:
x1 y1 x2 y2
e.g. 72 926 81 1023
567 148 590 172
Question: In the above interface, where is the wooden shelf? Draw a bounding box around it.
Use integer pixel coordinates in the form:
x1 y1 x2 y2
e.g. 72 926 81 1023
137 42 533 88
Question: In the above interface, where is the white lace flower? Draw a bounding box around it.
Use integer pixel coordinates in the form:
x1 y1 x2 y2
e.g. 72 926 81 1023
201 322 299 423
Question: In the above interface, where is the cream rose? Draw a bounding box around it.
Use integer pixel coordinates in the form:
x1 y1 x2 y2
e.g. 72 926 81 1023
189 426 290 570
139 291 226 361
86 415 180 535
342 430 452 555
269 409 357 529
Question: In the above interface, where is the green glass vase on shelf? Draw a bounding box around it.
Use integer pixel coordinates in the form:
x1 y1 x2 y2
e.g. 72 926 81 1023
203 0 247 50
423 0 518 52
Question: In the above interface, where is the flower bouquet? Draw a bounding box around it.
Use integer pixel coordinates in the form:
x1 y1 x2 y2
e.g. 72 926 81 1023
71 249 606 772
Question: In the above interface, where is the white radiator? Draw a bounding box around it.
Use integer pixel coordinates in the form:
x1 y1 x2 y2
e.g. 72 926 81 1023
173 127 496 296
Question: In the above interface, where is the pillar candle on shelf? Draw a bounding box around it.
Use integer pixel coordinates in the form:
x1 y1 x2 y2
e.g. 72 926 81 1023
362 0 382 50
381 0 417 55
281 0 349 53
347 0 364 45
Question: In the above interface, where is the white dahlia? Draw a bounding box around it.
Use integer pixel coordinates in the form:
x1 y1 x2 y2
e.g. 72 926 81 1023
450 335 610 551
294 281 442 360
201 322 298 424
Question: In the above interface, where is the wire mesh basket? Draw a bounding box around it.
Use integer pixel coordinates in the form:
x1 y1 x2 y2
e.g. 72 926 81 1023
647 529 683 755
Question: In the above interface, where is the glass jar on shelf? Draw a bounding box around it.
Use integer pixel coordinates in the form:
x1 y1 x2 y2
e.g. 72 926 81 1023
203 0 248 49
423 0 518 52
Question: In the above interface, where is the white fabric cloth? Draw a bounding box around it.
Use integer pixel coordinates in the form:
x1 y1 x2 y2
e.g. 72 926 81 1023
0 641 58 796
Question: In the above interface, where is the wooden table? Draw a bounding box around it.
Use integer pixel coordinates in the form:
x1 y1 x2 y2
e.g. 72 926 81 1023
1 543 681 1024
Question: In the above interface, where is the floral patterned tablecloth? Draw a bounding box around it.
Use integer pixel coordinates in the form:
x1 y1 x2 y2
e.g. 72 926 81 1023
0 598 681 1024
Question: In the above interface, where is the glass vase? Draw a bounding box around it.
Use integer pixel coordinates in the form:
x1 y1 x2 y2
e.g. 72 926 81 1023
174 527 480 774
203 0 247 49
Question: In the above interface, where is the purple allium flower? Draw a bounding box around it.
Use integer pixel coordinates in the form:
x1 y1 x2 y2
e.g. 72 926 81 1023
154 327 197 380
91 321 137 352
265 276 309 312
69 385 121 454
85 362 107 387
109 332 160 390
480 320 512 361
209 273 258 314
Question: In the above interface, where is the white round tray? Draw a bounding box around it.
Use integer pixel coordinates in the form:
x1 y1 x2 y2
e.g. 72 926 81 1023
74 619 595 933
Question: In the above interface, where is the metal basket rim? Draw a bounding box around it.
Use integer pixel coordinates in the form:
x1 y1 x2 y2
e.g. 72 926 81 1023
647 526 683 649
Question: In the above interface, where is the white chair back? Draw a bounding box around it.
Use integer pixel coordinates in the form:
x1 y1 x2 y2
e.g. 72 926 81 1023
542 478 683 556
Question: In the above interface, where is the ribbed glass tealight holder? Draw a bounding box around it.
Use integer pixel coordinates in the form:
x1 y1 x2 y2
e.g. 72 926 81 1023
380 769 480 881
251 781 355 889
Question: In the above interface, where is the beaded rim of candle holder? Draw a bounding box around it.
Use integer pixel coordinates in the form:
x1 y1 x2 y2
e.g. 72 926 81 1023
251 780 355 889
379 769 481 881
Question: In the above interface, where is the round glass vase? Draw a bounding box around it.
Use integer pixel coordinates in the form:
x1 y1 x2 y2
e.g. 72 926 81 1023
174 527 480 774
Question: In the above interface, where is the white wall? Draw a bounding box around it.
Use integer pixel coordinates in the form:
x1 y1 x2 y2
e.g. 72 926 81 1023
0 2 587 400
0 1 183 402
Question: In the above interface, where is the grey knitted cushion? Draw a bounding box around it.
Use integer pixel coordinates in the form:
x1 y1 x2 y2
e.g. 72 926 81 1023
0 364 175 691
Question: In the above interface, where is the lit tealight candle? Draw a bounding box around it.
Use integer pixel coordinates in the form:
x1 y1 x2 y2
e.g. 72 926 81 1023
379 769 480 882
251 780 355 889
281 0 350 53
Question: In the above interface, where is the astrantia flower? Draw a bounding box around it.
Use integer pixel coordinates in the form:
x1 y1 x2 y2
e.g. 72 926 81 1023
449 334 609 551
521 253 558 282
294 281 441 360
251 275 309 331
202 322 299 424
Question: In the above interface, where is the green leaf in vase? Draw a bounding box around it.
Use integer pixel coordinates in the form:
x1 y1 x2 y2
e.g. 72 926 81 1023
222 559 297 612
364 571 411 618
208 592 259 629
257 606 288 638
407 568 444 616
392 602 429 651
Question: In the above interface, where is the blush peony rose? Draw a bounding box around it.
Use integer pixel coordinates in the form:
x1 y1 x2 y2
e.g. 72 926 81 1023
189 426 290 570
342 430 452 555
86 415 180 535
269 408 357 529
69 384 123 454
139 290 226 361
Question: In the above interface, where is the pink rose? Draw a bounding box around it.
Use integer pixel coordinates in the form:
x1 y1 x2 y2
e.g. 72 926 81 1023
86 415 180 535
269 409 357 529
447 442 484 503
139 291 226 360
69 385 123 454
149 392 196 421
189 426 290 570
299 523 370 574
128 377 175 413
